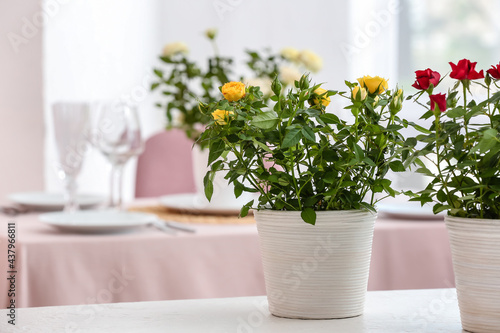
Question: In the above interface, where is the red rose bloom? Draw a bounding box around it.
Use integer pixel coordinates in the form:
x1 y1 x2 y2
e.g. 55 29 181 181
430 94 447 112
412 68 441 90
449 59 484 80
487 63 500 80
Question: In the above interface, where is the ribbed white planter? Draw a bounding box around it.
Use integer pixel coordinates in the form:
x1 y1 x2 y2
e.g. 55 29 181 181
254 209 376 319
445 216 500 333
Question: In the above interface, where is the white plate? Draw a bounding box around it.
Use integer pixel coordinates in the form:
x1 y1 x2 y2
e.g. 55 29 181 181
377 202 444 220
159 193 245 215
39 210 156 233
8 192 105 211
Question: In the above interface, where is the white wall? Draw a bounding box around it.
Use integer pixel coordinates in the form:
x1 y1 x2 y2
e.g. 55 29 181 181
0 0 45 203
160 0 350 89
43 0 164 200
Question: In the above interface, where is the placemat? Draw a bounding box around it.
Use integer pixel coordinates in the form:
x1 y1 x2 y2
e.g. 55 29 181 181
128 205 255 225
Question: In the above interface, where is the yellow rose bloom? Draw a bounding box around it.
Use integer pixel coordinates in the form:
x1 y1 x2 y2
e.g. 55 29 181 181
352 85 367 101
312 88 331 107
357 75 388 94
212 109 234 125
221 82 246 102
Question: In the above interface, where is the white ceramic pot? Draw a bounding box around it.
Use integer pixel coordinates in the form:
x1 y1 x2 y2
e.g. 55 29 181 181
254 209 376 319
445 216 500 333
191 144 256 210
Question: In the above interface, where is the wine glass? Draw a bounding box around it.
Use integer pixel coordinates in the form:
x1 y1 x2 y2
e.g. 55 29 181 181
92 102 144 209
52 102 90 213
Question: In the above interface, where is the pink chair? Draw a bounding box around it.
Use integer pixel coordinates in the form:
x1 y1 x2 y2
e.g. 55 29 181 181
135 129 196 197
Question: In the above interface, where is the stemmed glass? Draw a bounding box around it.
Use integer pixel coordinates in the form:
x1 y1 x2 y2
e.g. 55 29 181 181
92 102 144 209
52 102 90 213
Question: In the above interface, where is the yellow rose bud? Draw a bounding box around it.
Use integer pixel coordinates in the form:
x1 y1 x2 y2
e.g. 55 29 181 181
205 28 217 40
211 109 234 125
357 75 388 94
221 82 246 102
390 88 403 114
352 85 367 101
373 95 379 107
311 88 331 107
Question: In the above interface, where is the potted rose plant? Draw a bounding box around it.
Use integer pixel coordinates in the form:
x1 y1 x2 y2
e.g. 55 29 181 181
409 59 500 333
198 74 411 319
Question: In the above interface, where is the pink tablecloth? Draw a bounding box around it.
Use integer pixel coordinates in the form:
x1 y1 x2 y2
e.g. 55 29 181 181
0 210 454 308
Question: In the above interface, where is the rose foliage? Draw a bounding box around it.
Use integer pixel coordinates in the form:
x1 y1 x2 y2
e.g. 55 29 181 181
198 75 413 224
409 59 500 219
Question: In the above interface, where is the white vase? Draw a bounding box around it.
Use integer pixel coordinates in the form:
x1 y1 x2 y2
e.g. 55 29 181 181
254 209 376 319
191 144 256 210
445 216 500 333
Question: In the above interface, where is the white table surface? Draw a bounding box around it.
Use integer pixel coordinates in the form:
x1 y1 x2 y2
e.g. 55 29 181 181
0 289 463 332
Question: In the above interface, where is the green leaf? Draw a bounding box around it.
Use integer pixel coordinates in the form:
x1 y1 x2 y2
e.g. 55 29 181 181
252 138 272 152
301 208 316 225
319 113 340 124
282 128 302 148
412 123 432 134
234 181 244 199
240 200 254 218
416 167 434 177
446 107 466 118
353 144 364 160
389 160 405 172
250 111 278 129
301 126 316 141
208 140 225 165
203 172 214 201
153 69 163 78
484 128 498 140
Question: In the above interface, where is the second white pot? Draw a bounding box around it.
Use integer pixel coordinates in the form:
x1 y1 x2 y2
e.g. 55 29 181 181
445 216 500 333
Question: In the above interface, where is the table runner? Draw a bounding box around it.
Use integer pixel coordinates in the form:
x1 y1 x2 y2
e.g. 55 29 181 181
128 205 255 224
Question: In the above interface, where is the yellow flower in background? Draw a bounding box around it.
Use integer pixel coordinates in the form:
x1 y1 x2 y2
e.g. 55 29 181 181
312 88 331 107
357 75 388 94
279 66 302 85
352 85 368 101
298 50 323 73
221 82 246 102
212 109 234 125
162 42 189 57
280 47 300 62
243 77 273 96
